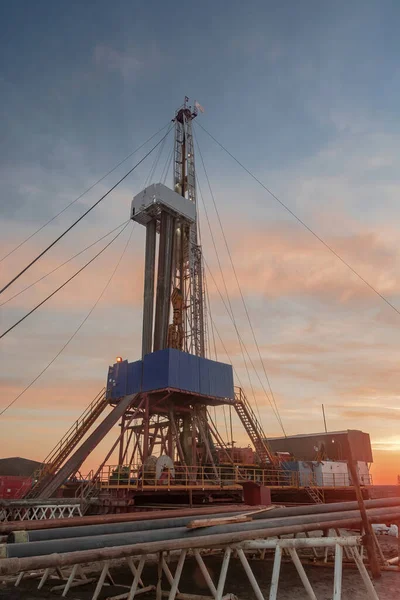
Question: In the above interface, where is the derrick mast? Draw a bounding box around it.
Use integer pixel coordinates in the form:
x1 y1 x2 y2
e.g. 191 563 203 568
173 99 205 357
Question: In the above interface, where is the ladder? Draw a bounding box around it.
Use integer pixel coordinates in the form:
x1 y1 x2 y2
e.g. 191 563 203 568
27 389 108 498
304 485 325 504
234 387 277 466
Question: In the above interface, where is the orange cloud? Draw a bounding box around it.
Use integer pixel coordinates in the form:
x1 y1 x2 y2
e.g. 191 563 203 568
204 220 400 307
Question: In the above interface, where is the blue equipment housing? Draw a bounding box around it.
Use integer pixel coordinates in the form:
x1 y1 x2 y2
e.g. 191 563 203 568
106 348 234 402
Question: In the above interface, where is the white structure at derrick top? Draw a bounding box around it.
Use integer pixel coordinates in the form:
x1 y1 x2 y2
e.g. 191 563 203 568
131 182 196 226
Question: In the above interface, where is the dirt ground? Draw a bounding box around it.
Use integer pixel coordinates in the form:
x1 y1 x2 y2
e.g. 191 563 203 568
1 550 400 600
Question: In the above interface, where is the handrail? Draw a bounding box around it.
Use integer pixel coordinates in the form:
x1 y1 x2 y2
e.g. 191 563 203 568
42 388 106 467
28 389 108 497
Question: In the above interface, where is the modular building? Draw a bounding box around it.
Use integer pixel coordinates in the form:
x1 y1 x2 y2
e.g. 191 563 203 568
267 430 373 463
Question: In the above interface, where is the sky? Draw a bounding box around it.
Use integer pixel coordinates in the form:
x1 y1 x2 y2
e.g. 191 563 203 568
1 0 400 485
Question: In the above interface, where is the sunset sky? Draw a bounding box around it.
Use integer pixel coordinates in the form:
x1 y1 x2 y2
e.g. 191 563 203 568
2 1 400 485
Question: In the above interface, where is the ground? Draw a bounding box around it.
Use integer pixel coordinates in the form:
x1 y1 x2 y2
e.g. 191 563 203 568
1 552 399 600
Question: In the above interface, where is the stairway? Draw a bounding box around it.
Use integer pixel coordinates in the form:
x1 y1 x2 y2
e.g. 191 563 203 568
304 485 325 504
27 389 108 499
36 393 143 500
234 388 276 466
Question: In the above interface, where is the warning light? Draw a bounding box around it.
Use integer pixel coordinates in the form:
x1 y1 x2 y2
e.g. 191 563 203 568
116 356 123 363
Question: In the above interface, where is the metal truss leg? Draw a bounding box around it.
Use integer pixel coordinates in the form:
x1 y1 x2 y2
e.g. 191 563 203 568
351 548 380 600
156 552 163 600
162 556 178 589
92 561 110 600
127 556 145 589
287 548 317 600
62 564 79 597
128 555 147 600
333 543 343 600
38 568 51 590
193 549 218 598
14 572 25 587
269 545 282 600
168 549 187 600
236 548 265 600
216 547 232 600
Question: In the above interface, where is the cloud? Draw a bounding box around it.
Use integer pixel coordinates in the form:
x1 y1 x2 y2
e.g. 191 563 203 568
204 219 400 310
93 43 164 84
94 45 142 82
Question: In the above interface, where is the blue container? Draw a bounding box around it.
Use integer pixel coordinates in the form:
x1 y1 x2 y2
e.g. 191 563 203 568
142 349 233 399
207 358 234 399
106 360 128 400
126 360 142 394
106 359 142 400
142 348 200 393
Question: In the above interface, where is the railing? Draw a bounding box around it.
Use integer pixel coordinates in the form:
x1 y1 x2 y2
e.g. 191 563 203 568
234 387 267 444
98 464 306 490
94 463 371 492
32 388 107 483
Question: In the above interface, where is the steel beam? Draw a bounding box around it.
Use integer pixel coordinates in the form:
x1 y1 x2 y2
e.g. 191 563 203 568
154 211 175 352
142 220 156 357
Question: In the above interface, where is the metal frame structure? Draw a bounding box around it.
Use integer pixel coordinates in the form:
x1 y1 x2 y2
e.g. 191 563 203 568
0 503 82 523
173 98 205 358
22 98 277 507
4 534 380 600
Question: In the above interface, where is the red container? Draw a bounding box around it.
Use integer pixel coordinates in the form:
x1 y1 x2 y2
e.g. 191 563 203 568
241 481 271 506
0 476 32 499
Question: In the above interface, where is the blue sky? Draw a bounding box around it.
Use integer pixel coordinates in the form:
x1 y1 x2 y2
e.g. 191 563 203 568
2 1 400 482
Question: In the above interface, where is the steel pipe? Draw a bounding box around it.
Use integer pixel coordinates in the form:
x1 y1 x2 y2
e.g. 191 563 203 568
0 504 254 535
9 510 246 543
8 497 400 544
0 511 397 577
3 505 400 559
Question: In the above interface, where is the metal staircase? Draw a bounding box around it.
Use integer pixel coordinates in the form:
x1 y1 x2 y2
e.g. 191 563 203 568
304 485 325 504
27 389 108 499
34 393 142 500
234 387 277 466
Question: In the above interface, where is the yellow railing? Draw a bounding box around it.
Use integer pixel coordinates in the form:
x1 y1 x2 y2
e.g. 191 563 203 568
96 464 371 491
99 464 305 490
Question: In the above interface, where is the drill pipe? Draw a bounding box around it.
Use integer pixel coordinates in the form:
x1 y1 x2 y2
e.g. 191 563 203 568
3 496 399 536
2 505 400 559
0 504 254 535
11 496 400 544
0 511 398 577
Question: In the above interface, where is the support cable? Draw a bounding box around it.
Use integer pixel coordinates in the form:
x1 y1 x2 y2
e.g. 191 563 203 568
1 123 170 263
161 145 174 185
0 222 131 340
196 122 400 320
204 256 286 436
0 127 172 296
143 129 169 188
0 220 129 307
0 223 135 417
208 313 260 447
203 270 220 432
195 134 286 435
196 174 261 421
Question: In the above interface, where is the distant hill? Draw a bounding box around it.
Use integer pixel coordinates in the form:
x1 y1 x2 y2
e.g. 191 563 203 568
0 457 41 476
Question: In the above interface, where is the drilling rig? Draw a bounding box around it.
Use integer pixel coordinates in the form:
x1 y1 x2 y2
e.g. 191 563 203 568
27 99 277 510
